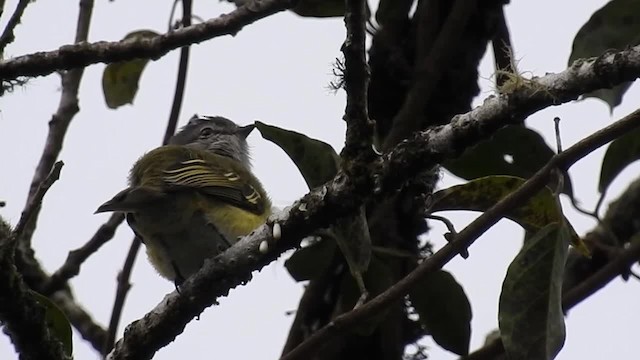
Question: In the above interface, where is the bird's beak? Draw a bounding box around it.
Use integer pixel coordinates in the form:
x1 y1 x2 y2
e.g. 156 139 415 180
95 200 118 214
238 124 255 139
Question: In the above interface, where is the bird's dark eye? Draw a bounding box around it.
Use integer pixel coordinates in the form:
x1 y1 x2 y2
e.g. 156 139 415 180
199 127 214 138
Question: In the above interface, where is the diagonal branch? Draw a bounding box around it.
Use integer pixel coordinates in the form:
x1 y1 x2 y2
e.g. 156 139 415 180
107 46 640 360
0 0 32 56
0 0 296 82
41 213 125 295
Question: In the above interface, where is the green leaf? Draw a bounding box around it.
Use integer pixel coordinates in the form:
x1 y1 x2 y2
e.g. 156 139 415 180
598 125 640 193
102 30 159 109
285 237 336 281
255 121 340 189
568 0 640 111
409 270 472 355
444 126 572 196
430 175 561 231
499 223 569 360
30 291 73 356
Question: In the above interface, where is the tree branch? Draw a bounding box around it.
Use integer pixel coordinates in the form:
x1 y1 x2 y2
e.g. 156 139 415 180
107 47 640 359
341 0 373 161
0 0 32 57
0 0 296 82
41 213 125 295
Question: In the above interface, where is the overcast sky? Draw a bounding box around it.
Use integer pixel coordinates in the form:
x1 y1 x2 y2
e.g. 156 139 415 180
1 0 639 359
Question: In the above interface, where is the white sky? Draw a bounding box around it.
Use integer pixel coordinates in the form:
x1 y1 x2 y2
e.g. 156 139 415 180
1 0 639 359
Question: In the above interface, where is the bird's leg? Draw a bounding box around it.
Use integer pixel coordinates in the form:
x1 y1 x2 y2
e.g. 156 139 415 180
172 262 185 293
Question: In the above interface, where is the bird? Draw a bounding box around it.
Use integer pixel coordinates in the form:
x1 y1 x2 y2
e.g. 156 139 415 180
96 115 271 288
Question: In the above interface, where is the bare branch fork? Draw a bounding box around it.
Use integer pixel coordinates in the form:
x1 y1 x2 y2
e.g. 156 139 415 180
0 0 298 81
108 47 640 359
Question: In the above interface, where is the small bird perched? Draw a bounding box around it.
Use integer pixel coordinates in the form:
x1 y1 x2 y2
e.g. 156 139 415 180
96 115 271 288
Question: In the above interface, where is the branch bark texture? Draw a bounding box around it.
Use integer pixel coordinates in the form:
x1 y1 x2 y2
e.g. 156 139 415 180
0 0 295 81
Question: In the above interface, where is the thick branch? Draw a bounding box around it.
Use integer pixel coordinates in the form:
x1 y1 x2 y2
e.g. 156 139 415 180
341 0 373 161
42 213 125 295
0 0 296 82
108 47 640 359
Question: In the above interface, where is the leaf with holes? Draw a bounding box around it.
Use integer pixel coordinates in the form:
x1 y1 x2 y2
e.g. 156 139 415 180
409 270 472 355
598 125 640 194
444 125 572 196
255 121 340 189
102 30 159 109
499 223 569 360
569 0 640 111
430 175 589 255
430 175 561 230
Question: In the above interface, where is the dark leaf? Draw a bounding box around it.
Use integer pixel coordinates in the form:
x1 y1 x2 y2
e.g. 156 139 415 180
568 0 640 111
285 237 336 281
430 175 561 230
30 291 73 356
255 121 340 189
409 270 472 355
499 223 569 360
444 126 572 196
598 125 640 193
102 30 159 109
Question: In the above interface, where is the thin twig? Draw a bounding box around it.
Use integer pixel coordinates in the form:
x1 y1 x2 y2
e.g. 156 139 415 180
163 0 192 144
281 109 640 360
12 161 64 243
102 237 142 356
42 213 125 295
0 0 295 82
0 0 31 56
104 0 193 354
491 5 514 88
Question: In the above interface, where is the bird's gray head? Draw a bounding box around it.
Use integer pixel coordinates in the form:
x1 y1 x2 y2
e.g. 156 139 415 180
169 115 254 168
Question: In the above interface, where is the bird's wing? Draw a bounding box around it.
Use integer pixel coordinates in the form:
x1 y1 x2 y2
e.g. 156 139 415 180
162 159 264 214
